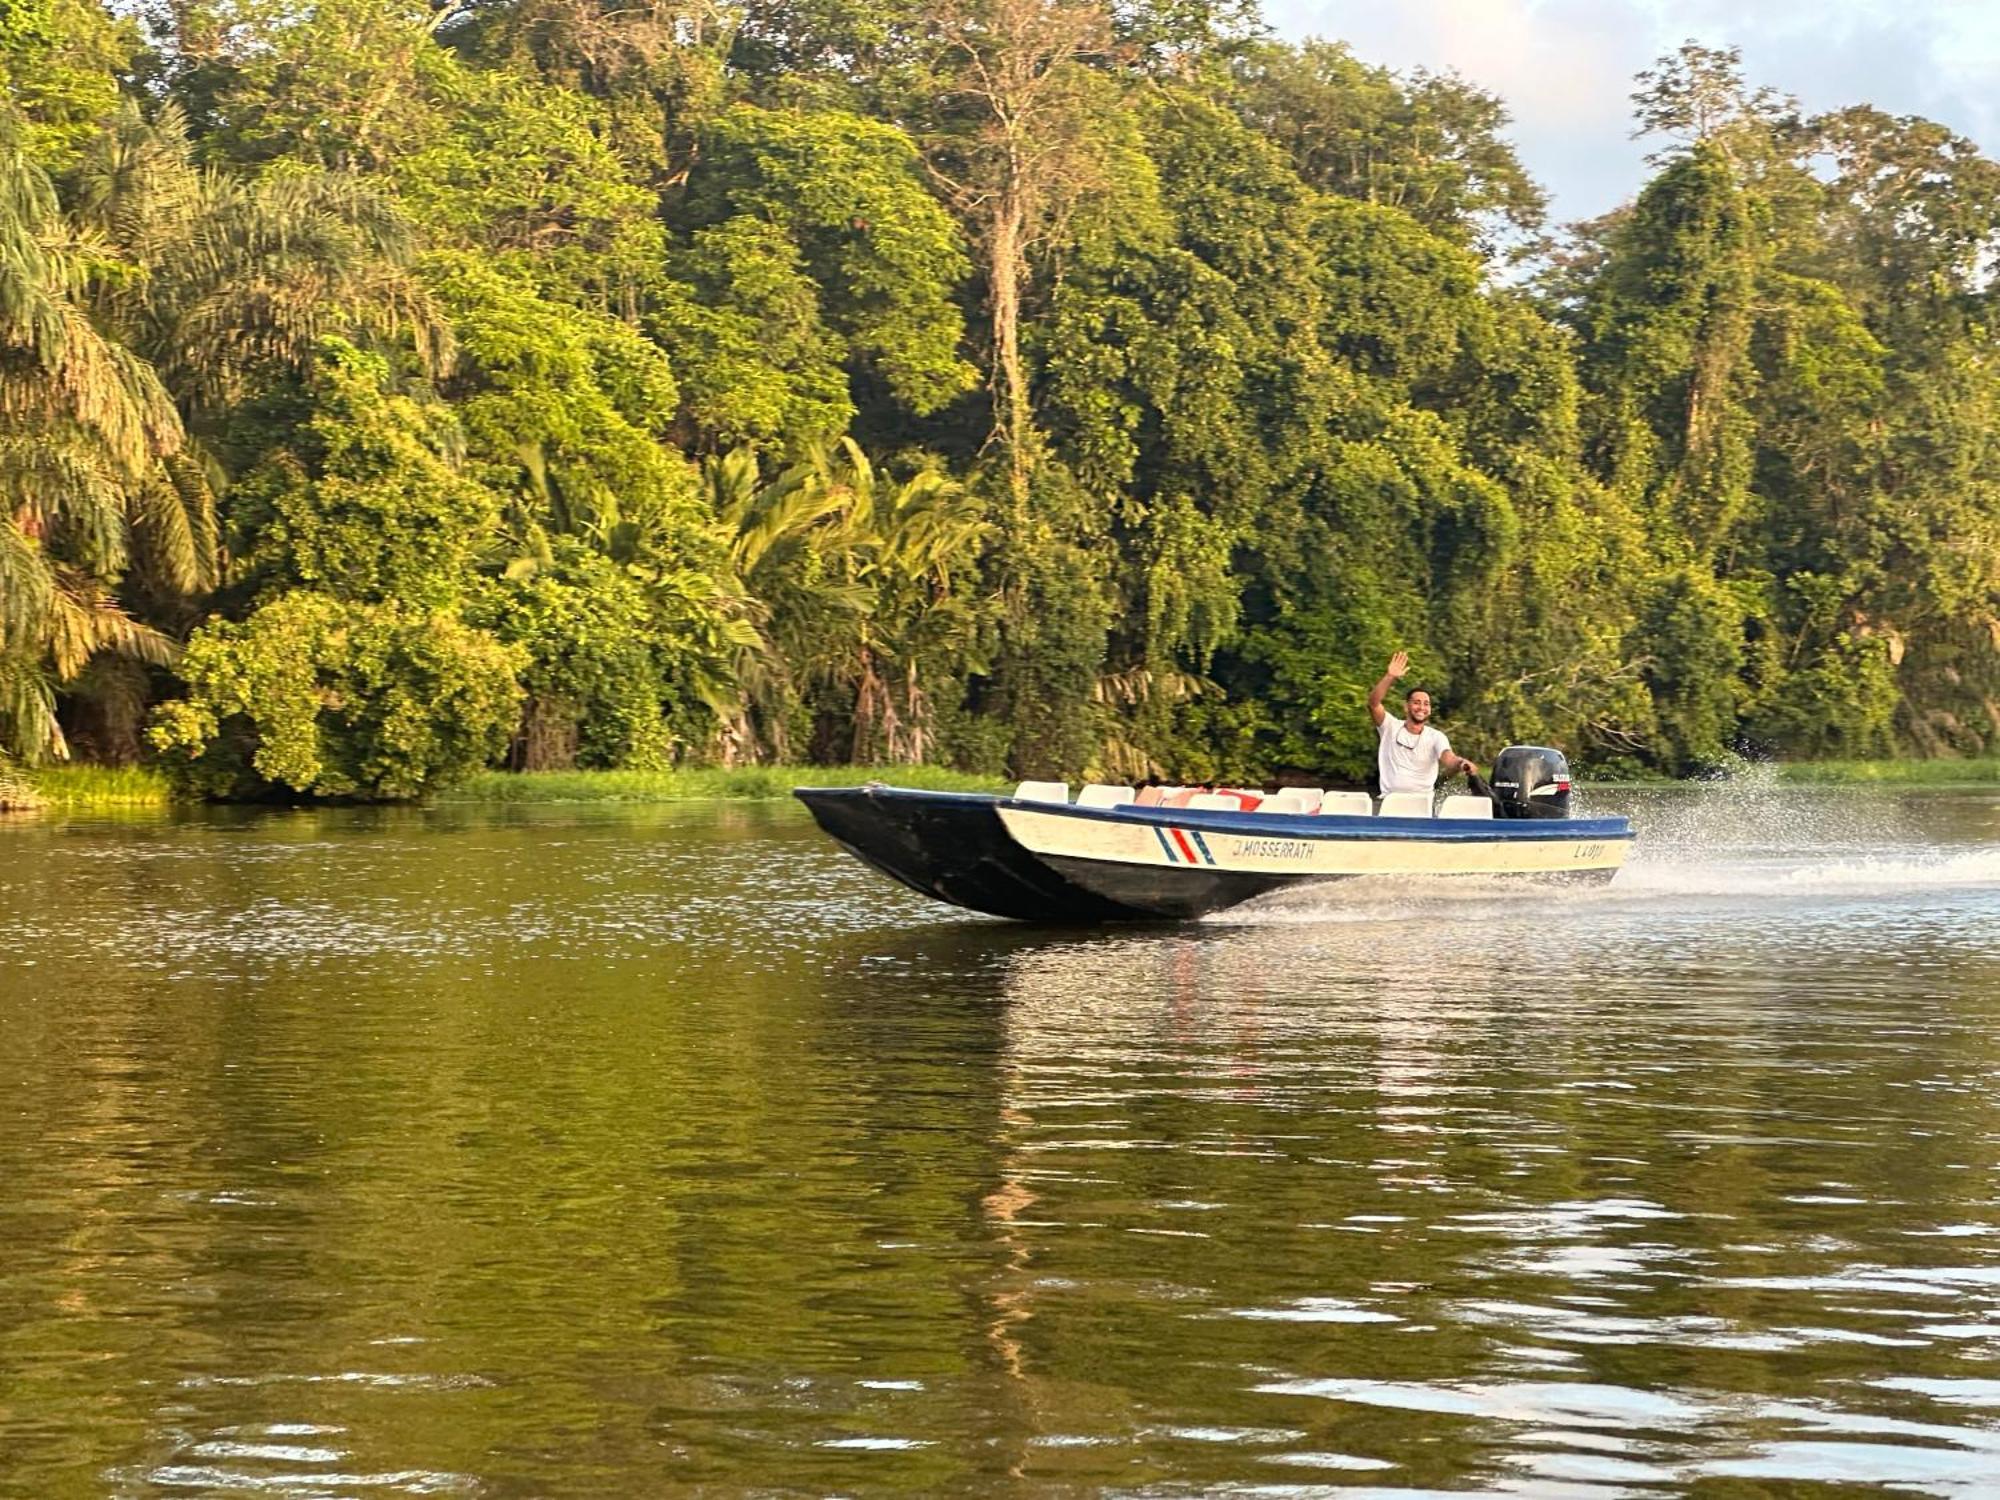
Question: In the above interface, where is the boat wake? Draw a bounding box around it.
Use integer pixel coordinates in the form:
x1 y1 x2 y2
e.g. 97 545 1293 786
1607 770 2000 899
1616 846 2000 898
1218 847 2000 930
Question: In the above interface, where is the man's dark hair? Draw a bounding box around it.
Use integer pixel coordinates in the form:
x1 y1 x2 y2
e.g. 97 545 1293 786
1405 685 1434 701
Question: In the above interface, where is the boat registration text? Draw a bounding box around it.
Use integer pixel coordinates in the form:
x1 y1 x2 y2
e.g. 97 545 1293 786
1230 837 1313 860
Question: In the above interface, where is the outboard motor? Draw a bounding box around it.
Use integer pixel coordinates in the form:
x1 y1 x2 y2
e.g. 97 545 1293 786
1490 745 1573 819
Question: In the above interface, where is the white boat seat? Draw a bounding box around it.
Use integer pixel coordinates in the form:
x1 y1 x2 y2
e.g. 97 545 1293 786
1438 794 1493 820
1375 791 1435 818
1076 783 1136 808
1261 787 1322 814
1316 790 1373 816
1186 793 1238 811
1014 780 1069 804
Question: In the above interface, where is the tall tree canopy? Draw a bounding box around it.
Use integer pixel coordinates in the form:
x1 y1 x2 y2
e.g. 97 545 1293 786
5 8 2000 792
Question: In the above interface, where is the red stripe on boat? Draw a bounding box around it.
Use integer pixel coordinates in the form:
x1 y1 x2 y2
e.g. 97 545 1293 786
1170 827 1199 863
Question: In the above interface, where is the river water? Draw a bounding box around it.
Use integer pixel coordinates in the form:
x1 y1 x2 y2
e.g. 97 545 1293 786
4 784 2000 1497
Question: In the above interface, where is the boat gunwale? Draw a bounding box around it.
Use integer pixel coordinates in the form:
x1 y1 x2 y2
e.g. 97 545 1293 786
796 785 1634 844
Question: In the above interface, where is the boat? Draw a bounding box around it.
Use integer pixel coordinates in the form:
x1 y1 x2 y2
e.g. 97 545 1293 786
796 745 1634 922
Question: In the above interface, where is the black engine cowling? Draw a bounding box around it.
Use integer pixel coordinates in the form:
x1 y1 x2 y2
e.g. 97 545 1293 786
1490 745 1572 819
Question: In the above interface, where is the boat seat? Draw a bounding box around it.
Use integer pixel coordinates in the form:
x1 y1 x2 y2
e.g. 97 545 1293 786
1438 794 1494 820
1014 780 1069 804
1076 783 1136 809
1186 793 1238 811
1316 791 1374 817
1375 791 1435 818
1134 786 1172 807
1260 787 1322 814
1214 788 1264 811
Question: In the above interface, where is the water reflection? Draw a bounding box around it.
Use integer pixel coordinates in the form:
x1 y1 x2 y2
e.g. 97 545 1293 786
2 788 1999 1493
937 824 2000 1492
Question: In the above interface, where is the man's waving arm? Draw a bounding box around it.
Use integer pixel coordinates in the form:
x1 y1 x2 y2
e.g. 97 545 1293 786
1368 651 1408 727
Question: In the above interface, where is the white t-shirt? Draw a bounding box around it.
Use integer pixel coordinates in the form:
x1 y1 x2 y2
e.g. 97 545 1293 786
1377 714 1450 794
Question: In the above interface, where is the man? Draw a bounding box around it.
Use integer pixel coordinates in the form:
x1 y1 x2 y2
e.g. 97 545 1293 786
1368 650 1478 795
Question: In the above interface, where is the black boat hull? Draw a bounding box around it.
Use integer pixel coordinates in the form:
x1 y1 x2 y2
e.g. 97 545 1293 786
796 784 1286 919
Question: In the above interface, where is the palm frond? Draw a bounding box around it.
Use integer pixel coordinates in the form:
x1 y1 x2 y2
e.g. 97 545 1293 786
46 568 177 682
0 518 54 658
133 451 221 595
73 101 201 260
0 653 65 763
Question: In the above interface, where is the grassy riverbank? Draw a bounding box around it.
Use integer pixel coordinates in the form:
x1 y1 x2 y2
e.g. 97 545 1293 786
15 762 1004 811
0 762 46 812
16 766 172 810
1774 758 2000 785
440 764 1007 803
12 757 1996 813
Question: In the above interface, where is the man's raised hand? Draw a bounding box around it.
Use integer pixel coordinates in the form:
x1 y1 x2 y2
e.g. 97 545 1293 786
1387 650 1410 679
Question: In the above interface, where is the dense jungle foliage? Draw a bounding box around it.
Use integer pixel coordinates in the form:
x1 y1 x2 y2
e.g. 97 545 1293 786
6 1 2000 797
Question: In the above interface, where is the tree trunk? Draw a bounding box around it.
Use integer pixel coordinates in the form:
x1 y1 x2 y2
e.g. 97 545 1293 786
515 695 579 771
989 187 1033 516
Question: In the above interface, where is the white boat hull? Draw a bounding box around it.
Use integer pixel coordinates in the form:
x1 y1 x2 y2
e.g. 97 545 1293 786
997 806 1629 880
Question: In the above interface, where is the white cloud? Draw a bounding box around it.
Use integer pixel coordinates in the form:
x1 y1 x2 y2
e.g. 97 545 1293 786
1261 0 2000 222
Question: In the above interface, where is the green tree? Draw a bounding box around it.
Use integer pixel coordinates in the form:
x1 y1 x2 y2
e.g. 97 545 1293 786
440 0 731 187
1559 137 1769 768
929 0 1119 504
229 342 496 607
469 542 680 770
0 0 137 171
167 0 445 171
1229 39 1545 254
1802 106 2000 755
681 106 977 421
150 342 523 797
151 590 523 799
75 103 448 428
18 2 2000 788
429 252 745 764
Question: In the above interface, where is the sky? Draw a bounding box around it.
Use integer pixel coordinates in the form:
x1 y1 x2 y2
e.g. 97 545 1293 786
1261 0 2000 225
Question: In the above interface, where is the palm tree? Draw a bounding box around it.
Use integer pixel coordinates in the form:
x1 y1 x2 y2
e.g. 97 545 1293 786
808 439 988 763
1 114 183 759
1 101 452 761
75 103 451 422
707 438 989 763
703 442 866 760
